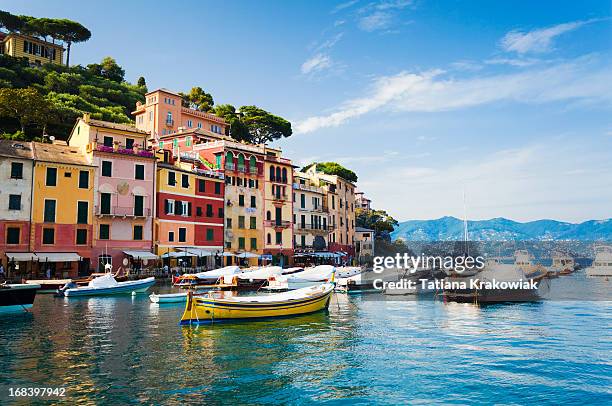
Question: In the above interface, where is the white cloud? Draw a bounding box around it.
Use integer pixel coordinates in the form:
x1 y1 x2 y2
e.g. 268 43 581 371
484 57 541 67
500 19 599 54
332 0 359 14
295 57 612 133
357 0 413 32
300 54 333 75
358 11 393 31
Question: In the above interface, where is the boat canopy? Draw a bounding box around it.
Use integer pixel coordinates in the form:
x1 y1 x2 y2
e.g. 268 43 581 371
5 252 36 261
36 252 82 262
88 274 119 288
177 248 213 257
123 250 158 260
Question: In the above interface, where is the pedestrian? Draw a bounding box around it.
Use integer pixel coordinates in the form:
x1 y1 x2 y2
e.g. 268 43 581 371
0 263 5 280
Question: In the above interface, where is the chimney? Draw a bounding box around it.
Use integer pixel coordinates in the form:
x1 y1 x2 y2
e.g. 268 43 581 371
83 112 90 123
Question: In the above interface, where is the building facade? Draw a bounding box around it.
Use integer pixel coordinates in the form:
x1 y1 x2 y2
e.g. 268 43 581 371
0 32 64 65
263 147 294 266
355 227 375 265
355 190 372 211
69 115 156 272
31 142 95 278
132 88 227 138
292 171 331 254
0 140 34 273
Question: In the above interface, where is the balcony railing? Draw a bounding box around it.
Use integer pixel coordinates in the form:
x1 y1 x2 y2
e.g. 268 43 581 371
264 220 291 228
272 194 289 201
292 183 324 194
95 206 151 218
225 163 236 171
94 144 154 158
294 224 335 232
165 119 174 126
270 176 288 184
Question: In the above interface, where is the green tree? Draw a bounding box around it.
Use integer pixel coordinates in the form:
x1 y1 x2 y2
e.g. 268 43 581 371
0 10 24 32
356 208 398 235
302 162 358 183
213 104 249 139
137 76 147 88
86 57 125 82
0 88 51 134
54 19 91 66
239 105 292 144
180 86 214 112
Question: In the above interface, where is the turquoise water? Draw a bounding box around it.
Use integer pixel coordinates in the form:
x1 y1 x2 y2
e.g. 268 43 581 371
0 280 611 404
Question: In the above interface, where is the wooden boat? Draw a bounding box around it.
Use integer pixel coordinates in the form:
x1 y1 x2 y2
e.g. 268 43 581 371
0 283 40 313
180 283 335 324
60 274 155 297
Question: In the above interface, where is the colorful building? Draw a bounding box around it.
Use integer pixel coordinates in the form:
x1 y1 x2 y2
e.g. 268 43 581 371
68 114 157 272
132 88 227 138
355 190 372 211
355 227 375 265
0 32 64 65
0 140 35 275
30 142 95 278
263 147 294 266
292 171 331 254
155 150 225 268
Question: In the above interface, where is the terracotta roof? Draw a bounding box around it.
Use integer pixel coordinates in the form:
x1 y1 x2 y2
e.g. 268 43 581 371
146 88 182 97
0 139 34 160
32 142 92 166
86 118 148 135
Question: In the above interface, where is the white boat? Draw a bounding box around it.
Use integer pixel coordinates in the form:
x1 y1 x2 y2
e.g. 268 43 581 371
62 274 155 297
335 266 363 279
549 252 576 276
586 246 612 277
149 292 188 303
266 265 335 290
174 266 241 287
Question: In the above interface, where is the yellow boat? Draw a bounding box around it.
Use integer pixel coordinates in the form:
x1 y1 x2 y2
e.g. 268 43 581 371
180 283 335 325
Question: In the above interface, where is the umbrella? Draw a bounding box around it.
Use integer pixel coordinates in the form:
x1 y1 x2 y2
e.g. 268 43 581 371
236 252 259 259
221 252 235 257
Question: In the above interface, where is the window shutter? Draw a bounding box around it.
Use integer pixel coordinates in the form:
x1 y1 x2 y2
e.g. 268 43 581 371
164 199 169 214
175 201 182 215
188 202 192 216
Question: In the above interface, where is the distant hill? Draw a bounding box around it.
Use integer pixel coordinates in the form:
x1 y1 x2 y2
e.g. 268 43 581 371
391 216 612 241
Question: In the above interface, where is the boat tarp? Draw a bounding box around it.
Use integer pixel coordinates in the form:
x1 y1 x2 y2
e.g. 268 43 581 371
195 266 241 279
123 250 158 260
88 274 119 288
237 266 283 280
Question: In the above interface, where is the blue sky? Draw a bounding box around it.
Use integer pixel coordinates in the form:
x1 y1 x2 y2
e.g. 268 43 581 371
5 0 612 222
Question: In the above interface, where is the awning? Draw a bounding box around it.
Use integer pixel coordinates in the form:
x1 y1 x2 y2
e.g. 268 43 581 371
236 252 259 258
177 248 213 257
123 250 158 260
314 252 341 258
161 251 190 258
5 252 36 261
221 252 235 257
35 252 82 262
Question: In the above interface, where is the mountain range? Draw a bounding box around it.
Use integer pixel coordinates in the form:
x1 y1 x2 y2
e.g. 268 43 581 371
391 217 612 241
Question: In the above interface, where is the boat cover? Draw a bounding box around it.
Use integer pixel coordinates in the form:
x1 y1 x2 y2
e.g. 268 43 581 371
88 274 119 288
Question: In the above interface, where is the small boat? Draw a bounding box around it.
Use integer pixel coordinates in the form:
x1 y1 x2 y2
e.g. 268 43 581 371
180 283 335 324
0 283 40 313
335 266 363 279
173 266 241 287
585 245 612 277
550 252 576 276
150 292 189 303
233 266 283 290
266 265 335 290
61 274 155 297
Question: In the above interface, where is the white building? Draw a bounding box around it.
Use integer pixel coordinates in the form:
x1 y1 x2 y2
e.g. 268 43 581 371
292 172 331 252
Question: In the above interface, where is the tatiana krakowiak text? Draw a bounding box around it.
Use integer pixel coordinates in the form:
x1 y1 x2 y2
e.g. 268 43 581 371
373 278 539 290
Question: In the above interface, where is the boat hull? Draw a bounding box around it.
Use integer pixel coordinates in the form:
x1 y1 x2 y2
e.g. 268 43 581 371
149 292 188 303
444 288 542 303
63 278 156 297
180 287 333 324
0 284 39 313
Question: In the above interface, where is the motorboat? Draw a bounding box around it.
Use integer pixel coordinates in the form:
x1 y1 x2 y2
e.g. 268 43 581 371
232 266 283 290
150 292 189 303
180 283 335 324
549 252 576 276
60 274 155 297
586 246 612 277
173 266 241 287
266 265 335 290
0 283 40 313
335 266 363 279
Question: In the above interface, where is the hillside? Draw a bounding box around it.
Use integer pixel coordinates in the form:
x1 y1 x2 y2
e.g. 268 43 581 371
391 216 612 241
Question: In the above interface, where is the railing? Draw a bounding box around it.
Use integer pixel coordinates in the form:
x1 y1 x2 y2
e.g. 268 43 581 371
95 206 151 217
294 224 335 232
237 165 246 172
264 220 291 228
272 194 289 201
225 163 236 171
270 176 288 184
95 144 154 158
293 183 324 194
165 119 174 126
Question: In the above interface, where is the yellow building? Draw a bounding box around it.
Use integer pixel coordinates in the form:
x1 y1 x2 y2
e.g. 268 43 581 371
0 32 64 65
31 142 95 277
263 147 294 266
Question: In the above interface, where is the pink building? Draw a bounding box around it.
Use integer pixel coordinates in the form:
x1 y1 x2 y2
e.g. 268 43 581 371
132 88 227 139
69 115 157 272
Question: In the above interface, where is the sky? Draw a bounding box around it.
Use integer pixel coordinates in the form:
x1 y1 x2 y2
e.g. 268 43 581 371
4 0 612 223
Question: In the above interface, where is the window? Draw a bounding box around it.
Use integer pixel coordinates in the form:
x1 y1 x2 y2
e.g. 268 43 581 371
100 193 111 215
198 179 205 193
76 229 87 245
250 216 257 229
178 227 186 242
275 207 282 226
250 196 256 208
282 168 287 183
218 207 224 218
64 171 71 178
44 200 56 223
133 225 143 241
79 170 89 188
250 238 257 250
276 231 282 244
168 171 176 186
267 233 272 244
166 111 173 124
214 182 221 195
8 194 21 210
238 216 245 229
168 231 175 242
42 228 55 244
103 136 113 147
196 206 203 216
102 161 112 177
301 235 306 247
187 119 193 128
238 237 245 250
7 227 20 244
10 162 23 179
206 229 214 241
226 218 232 228
197 122 202 129
182 174 189 188
300 194 305 209
126 138 135 150
165 199 175 215
134 195 144 216
269 165 275 181
206 204 213 217
77 201 88 224
135 164 145 180
238 195 245 206
46 167 57 186
99 224 110 240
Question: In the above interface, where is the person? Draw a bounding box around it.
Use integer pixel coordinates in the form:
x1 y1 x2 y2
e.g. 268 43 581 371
0 264 5 280
46 268 51 279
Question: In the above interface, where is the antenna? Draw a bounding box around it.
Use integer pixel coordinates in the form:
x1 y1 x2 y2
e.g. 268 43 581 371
463 186 469 255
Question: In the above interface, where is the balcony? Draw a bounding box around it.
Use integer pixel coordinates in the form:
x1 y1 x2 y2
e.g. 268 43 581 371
95 206 151 218
272 194 289 202
93 144 155 158
294 224 335 233
270 176 288 184
165 119 174 126
264 220 291 228
225 163 236 171
293 182 324 194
